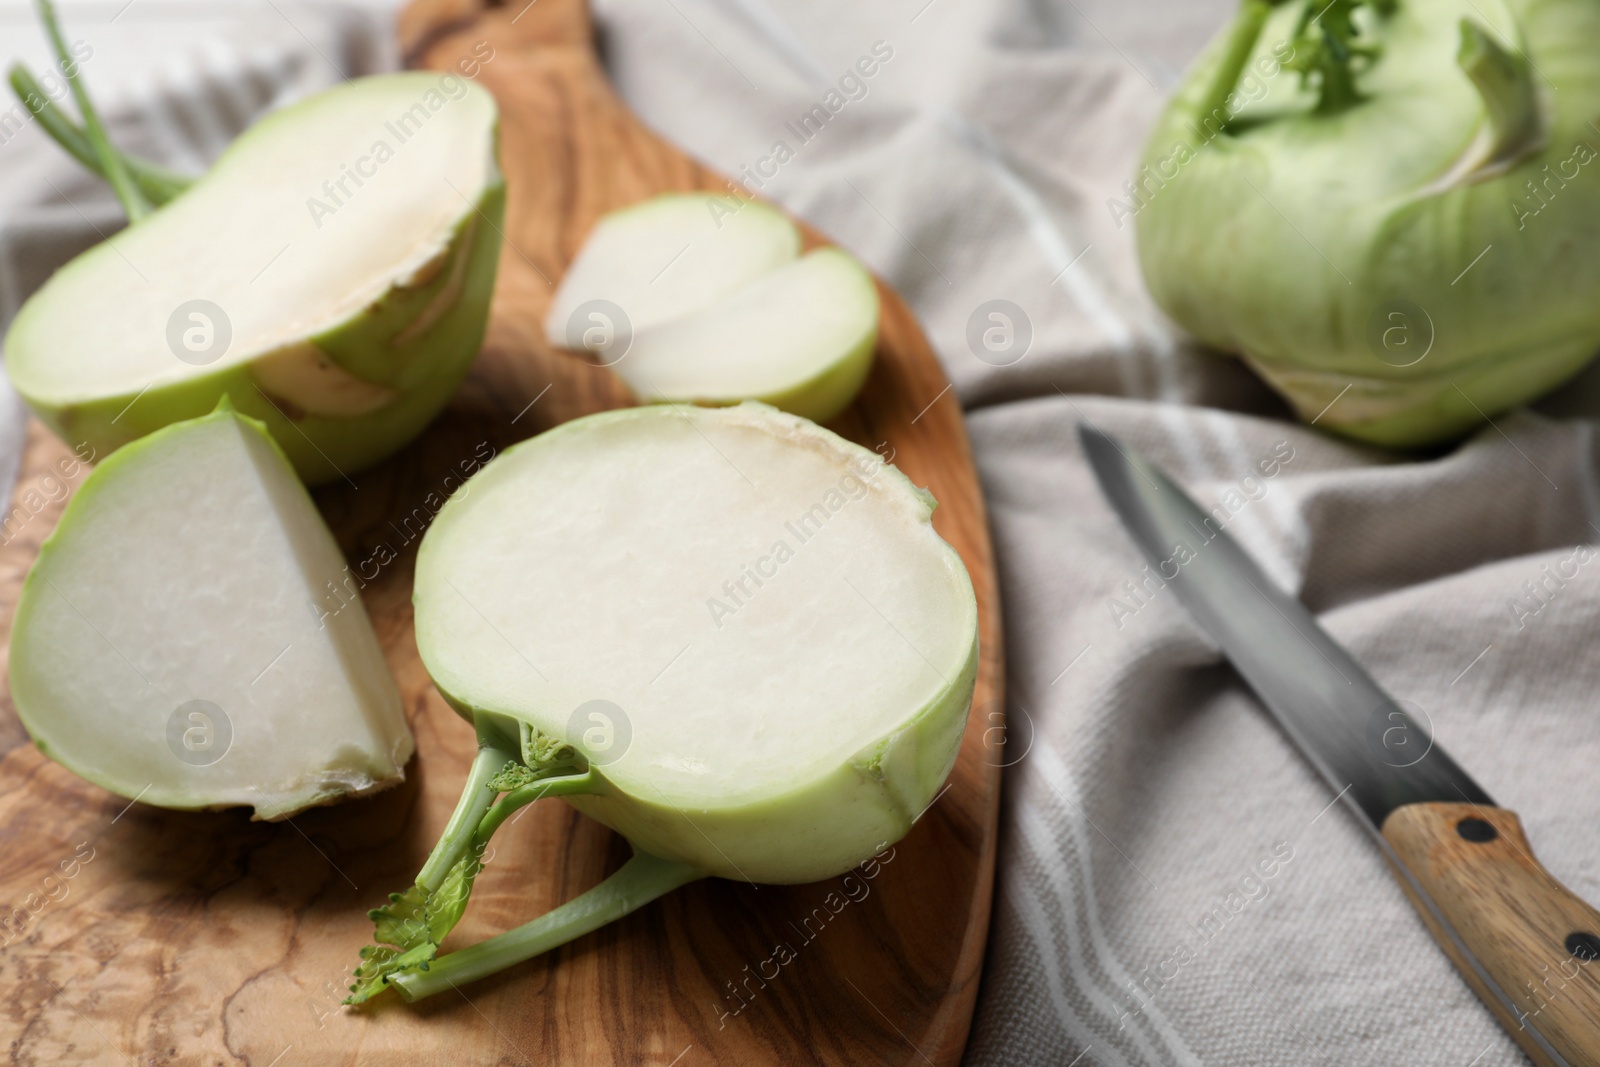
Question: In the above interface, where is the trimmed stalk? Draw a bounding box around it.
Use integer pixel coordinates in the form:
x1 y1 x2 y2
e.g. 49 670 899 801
414 733 520 892
1458 18 1541 166
34 0 150 220
475 770 597 841
347 715 601 1004
390 850 705 1002
9 64 191 205
1195 0 1281 135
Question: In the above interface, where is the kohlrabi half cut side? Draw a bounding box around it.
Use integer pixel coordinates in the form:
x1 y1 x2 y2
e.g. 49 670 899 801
348 402 976 1003
9 403 413 819
4 70 504 485
544 193 880 424
613 249 880 424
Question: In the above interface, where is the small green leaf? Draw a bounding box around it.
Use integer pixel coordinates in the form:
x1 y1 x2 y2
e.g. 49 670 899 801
487 760 537 792
1284 0 1393 114
345 849 485 1005
346 941 437 1005
369 883 432 951
426 848 484 944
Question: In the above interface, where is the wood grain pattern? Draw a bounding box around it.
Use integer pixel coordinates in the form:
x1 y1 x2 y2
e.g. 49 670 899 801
1382 803 1600 1067
0 0 1004 1063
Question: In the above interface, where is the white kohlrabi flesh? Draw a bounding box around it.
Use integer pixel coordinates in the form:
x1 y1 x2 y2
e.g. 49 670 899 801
5 53 504 484
8 405 412 819
348 402 977 1003
544 193 879 424
1134 0 1600 446
545 193 801 333
615 248 880 421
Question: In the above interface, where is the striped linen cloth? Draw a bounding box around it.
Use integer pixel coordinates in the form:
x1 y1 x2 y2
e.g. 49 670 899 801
5 2 1600 1065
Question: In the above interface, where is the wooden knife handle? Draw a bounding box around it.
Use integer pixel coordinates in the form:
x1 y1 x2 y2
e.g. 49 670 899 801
1381 802 1600 1067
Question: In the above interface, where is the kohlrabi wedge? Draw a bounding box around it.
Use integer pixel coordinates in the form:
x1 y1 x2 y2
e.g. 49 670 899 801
348 402 976 1003
1133 0 1600 446
545 193 879 424
4 2 504 483
9 403 412 819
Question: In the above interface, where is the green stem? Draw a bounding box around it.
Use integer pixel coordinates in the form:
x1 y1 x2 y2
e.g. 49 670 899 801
1457 18 1541 166
415 738 518 892
390 850 705 1001
9 65 191 205
34 0 150 221
1194 0 1276 137
475 770 597 842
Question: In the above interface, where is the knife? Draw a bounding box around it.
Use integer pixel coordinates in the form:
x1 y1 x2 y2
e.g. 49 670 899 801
1079 423 1600 1067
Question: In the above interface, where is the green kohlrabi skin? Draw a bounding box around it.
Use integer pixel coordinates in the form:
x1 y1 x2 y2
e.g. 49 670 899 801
20 183 506 486
1133 0 1600 446
4 70 505 486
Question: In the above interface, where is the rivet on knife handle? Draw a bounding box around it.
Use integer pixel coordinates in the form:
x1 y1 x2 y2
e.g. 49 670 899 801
1382 803 1600 1067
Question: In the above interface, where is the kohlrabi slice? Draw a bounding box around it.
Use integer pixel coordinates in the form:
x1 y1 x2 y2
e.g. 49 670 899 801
544 193 880 424
614 248 879 424
9 403 413 819
5 5 504 485
543 193 801 338
348 402 976 1003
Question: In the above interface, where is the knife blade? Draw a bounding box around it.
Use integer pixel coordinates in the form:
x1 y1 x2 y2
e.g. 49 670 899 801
1079 422 1600 1067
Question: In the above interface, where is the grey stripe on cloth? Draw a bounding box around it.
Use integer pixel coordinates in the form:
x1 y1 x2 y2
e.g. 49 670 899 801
3 2 1599 1066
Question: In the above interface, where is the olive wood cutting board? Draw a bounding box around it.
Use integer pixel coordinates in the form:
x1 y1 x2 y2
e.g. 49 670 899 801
0 0 1004 1063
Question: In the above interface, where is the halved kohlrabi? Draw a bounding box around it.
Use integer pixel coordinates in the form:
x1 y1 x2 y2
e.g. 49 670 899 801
544 193 879 424
5 50 504 485
9 403 412 819
348 402 977 1002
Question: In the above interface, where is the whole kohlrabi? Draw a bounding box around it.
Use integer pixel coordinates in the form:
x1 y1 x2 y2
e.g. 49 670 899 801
1130 0 1600 446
